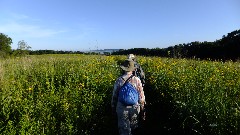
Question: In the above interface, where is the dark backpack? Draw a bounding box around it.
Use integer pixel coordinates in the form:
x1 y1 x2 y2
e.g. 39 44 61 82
118 75 139 106
133 63 145 86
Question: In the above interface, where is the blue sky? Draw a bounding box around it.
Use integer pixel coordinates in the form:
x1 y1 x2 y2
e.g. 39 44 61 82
0 0 239 51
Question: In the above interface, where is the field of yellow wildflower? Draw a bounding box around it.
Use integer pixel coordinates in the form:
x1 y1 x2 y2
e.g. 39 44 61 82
0 54 239 134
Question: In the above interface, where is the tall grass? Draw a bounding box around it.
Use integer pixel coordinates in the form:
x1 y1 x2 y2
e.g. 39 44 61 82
0 55 120 134
0 54 240 134
142 57 240 134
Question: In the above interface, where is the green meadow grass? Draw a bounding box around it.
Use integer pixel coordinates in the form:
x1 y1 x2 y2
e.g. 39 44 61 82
0 54 239 134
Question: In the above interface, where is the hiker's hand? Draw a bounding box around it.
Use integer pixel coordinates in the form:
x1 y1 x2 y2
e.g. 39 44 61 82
141 112 146 121
140 109 146 121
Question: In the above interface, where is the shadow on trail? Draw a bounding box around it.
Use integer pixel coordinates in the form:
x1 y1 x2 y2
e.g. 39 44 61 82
133 85 187 135
93 86 190 135
134 101 184 135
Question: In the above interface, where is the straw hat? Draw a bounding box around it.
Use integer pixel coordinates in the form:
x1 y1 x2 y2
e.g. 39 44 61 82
120 59 136 72
128 54 135 60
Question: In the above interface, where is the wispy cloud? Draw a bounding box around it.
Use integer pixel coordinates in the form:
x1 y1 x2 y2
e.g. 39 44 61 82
0 22 66 38
11 13 29 20
0 13 66 38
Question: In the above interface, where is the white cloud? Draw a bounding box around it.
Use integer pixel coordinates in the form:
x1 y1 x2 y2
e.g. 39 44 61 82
0 12 99 51
0 13 67 38
11 13 29 20
0 22 66 38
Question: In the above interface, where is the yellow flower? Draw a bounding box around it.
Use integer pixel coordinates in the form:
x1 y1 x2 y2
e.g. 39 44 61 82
79 83 85 88
63 102 70 110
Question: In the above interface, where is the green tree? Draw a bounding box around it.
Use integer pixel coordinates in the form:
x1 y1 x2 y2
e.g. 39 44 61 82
13 40 32 56
17 40 31 50
0 33 12 57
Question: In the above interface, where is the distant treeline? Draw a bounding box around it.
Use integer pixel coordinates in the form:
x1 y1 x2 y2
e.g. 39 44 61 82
112 29 240 61
27 29 240 61
29 50 84 55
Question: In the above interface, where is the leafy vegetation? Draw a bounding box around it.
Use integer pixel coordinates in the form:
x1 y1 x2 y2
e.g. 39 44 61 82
0 54 240 134
0 33 12 58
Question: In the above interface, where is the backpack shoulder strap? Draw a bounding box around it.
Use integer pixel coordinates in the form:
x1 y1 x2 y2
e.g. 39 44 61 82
125 75 134 83
121 75 134 87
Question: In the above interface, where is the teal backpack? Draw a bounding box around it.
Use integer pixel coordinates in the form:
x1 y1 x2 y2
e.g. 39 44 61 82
118 75 139 106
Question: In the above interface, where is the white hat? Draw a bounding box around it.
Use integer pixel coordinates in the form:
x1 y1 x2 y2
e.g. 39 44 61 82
128 54 135 60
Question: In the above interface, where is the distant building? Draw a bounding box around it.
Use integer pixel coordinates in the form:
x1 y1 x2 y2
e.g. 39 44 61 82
86 49 120 54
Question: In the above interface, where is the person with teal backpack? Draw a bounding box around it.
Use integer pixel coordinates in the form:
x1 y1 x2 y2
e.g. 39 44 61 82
111 59 146 135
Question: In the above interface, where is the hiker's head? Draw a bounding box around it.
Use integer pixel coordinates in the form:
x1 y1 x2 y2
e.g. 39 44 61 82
127 54 136 61
120 59 136 72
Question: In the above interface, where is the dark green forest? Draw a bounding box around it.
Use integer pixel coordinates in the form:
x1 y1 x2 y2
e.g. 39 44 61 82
112 29 240 61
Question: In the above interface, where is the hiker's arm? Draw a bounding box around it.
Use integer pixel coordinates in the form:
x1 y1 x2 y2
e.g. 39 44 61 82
136 77 145 110
138 81 146 120
139 66 145 81
136 64 145 86
140 91 145 110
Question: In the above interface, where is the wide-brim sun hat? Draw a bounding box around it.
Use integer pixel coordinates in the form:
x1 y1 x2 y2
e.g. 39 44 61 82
128 54 135 59
120 59 136 72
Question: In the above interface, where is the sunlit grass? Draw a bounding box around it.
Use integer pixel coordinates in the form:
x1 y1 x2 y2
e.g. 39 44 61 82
0 54 240 134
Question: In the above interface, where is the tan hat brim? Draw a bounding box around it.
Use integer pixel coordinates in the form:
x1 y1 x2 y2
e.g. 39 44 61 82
120 65 136 71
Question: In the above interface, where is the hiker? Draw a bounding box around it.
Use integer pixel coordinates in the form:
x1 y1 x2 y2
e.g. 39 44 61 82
127 54 145 87
111 59 146 135
128 54 147 127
